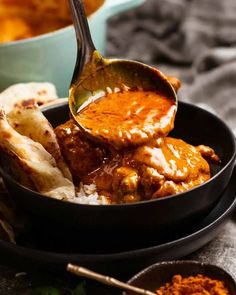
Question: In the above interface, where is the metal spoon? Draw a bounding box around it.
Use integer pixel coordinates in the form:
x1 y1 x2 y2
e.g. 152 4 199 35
69 0 177 145
67 263 156 295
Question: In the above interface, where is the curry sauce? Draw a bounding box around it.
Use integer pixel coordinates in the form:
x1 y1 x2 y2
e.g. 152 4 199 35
0 0 104 43
55 87 220 204
76 89 177 150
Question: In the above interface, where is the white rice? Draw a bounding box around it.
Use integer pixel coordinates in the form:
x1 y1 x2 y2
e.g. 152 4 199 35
71 183 109 205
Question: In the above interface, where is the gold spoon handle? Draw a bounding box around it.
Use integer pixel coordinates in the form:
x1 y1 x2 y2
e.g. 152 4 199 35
67 263 156 295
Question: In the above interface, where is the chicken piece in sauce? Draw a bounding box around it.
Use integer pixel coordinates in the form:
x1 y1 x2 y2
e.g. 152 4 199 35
55 120 219 204
83 137 219 203
55 120 107 185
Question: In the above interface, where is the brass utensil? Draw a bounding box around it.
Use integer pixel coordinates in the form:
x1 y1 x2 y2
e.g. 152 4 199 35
67 263 157 295
68 0 177 143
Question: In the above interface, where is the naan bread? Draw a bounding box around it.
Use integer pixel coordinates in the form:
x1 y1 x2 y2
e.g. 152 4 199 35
7 105 72 180
0 83 59 113
0 191 28 243
0 178 5 193
0 193 17 243
0 84 71 243
1 151 35 190
0 109 75 201
0 219 15 243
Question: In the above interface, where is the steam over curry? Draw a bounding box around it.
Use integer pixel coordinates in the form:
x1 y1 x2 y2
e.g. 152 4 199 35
55 87 219 204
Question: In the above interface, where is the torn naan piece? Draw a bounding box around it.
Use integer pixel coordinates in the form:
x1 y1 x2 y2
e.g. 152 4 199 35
7 105 72 180
0 198 15 243
1 151 35 190
0 109 75 201
0 82 58 113
0 219 15 243
0 178 5 193
0 184 29 244
0 192 21 243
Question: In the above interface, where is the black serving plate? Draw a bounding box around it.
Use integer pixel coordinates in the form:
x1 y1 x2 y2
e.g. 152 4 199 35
0 167 235 277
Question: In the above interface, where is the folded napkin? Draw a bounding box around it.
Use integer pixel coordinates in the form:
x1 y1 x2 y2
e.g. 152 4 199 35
107 0 236 135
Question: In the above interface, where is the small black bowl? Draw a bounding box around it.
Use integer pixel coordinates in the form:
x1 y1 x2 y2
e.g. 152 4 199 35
124 260 236 295
0 102 235 245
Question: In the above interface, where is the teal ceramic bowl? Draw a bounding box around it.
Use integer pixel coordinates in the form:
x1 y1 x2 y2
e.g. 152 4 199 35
0 0 144 97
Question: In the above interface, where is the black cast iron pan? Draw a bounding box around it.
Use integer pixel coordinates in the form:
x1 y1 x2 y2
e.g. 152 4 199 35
0 102 235 242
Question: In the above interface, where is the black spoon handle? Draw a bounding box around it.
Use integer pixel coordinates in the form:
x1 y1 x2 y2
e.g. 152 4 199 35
69 0 96 84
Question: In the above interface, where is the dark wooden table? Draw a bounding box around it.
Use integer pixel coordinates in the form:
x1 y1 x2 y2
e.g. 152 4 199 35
0 212 235 295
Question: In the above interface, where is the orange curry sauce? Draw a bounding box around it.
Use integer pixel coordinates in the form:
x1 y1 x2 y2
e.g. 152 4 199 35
55 88 219 204
76 90 176 149
0 0 104 43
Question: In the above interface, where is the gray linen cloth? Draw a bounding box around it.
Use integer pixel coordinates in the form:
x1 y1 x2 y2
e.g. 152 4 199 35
107 0 236 135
